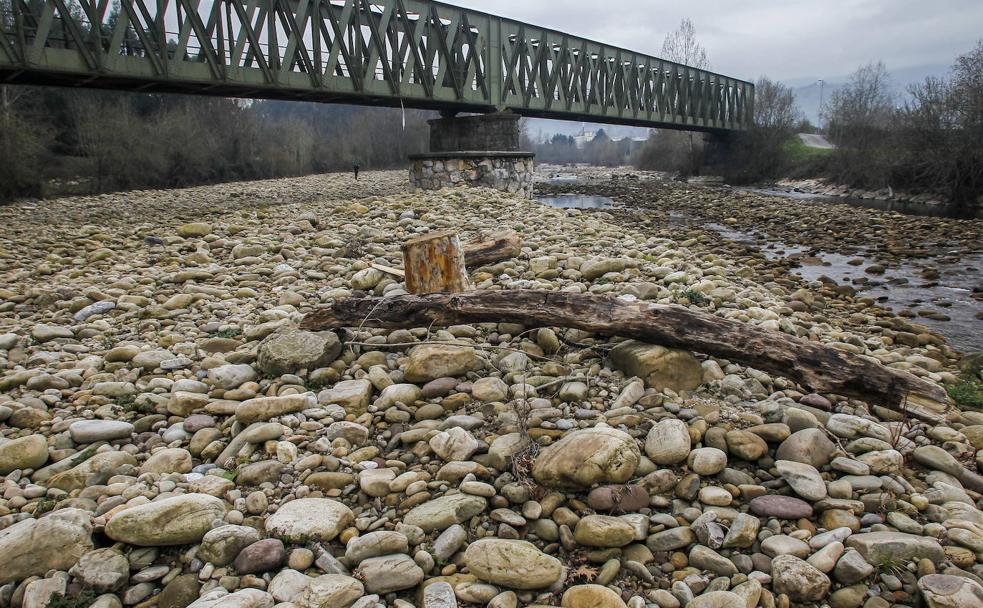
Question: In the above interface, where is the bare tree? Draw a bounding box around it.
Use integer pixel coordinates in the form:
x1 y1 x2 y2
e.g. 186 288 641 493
896 41 983 207
823 61 896 187
714 77 801 182
825 61 895 148
754 78 800 130
660 18 711 70
654 19 712 174
0 81 434 201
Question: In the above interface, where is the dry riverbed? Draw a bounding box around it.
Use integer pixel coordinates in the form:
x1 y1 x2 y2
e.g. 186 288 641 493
0 170 982 608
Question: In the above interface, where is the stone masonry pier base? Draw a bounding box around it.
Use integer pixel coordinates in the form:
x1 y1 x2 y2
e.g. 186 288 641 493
408 151 534 198
408 112 535 197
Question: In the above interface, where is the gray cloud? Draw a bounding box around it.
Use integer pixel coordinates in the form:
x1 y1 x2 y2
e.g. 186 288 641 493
450 0 983 82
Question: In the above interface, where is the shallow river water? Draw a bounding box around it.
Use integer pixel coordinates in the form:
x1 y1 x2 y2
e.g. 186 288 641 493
536 194 981 352
670 211 983 353
746 187 982 220
536 194 618 209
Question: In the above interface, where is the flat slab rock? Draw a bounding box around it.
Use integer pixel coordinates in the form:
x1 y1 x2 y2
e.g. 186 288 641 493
264 498 354 542
917 574 983 606
0 508 94 584
846 531 945 565
105 494 227 547
749 495 814 519
463 538 563 590
403 494 487 532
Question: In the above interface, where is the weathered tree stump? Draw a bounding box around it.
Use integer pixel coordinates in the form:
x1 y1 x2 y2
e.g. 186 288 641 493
301 290 952 420
401 230 473 294
463 230 523 267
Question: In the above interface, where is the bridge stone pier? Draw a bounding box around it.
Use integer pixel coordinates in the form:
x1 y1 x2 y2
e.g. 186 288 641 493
408 113 535 198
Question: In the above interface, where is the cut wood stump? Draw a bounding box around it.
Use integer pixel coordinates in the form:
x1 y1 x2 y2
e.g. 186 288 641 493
401 230 472 294
301 289 952 421
463 230 522 267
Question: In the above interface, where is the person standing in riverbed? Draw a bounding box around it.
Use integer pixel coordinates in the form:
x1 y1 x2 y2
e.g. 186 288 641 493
353 160 360 181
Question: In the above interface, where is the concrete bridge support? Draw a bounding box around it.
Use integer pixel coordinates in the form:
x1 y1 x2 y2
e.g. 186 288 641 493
408 113 535 198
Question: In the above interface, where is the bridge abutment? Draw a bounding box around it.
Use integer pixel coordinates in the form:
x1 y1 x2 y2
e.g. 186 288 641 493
409 113 535 198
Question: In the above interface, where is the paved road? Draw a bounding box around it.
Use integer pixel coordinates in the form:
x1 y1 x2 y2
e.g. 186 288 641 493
798 133 835 149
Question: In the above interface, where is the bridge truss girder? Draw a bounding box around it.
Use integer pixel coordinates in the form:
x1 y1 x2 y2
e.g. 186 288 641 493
0 0 754 132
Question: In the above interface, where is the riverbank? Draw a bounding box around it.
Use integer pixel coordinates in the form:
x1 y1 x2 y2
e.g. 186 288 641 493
774 178 944 205
0 170 981 608
772 178 982 219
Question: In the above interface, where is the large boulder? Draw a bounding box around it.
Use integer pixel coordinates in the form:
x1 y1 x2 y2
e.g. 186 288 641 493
775 428 836 467
232 538 286 574
645 419 690 465
68 548 130 592
106 494 226 546
609 340 702 391
403 494 487 532
265 498 353 542
561 584 628 608
68 420 134 443
140 447 193 475
776 460 827 501
47 451 138 492
208 364 257 390
532 427 640 490
236 394 315 424
178 222 211 237
846 531 945 565
430 427 482 462
199 525 263 566
725 430 768 461
685 591 745 608
268 570 308 603
403 344 477 382
345 531 409 565
302 575 364 608
918 574 983 607
318 379 374 416
749 495 813 519
581 258 626 280
358 554 425 594
187 589 272 608
771 555 830 602
0 508 93 584
464 539 563 590
573 515 636 547
0 434 48 474
160 574 202 608
256 329 341 376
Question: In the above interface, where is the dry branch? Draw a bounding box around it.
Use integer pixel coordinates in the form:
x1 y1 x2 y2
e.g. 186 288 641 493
301 290 951 420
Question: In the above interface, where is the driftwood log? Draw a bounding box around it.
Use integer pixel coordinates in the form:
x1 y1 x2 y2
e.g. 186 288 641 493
400 230 472 294
463 230 523 267
301 290 951 421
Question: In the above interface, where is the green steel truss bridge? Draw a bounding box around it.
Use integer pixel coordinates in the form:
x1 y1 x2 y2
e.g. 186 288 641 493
0 0 754 132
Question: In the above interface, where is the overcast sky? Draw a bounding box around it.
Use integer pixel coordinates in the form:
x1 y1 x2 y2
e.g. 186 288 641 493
450 0 983 83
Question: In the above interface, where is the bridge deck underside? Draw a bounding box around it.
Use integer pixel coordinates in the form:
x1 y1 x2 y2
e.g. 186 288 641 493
0 0 754 133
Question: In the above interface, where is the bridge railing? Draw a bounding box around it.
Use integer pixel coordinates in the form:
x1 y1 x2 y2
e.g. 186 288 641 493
0 0 754 131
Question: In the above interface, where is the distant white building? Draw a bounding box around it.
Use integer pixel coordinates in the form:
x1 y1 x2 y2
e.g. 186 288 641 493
574 127 597 149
